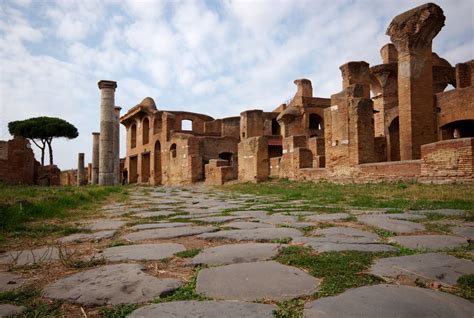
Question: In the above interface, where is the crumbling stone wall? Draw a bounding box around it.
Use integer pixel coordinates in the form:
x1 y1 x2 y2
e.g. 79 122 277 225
116 2 473 185
0 137 36 185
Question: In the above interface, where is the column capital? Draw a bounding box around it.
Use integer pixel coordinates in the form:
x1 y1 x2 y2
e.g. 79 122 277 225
92 132 100 136
386 3 445 52
98 80 117 90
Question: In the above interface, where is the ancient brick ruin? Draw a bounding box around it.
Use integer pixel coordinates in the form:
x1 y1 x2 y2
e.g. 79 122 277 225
118 3 472 185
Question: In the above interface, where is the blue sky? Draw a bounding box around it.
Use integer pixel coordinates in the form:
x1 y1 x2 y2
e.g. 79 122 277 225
0 0 473 169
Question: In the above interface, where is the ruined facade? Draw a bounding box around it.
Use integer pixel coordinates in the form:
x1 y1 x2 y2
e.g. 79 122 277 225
119 3 473 185
0 137 61 186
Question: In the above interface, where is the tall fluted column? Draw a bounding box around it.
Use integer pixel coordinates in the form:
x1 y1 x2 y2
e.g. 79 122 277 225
98 80 118 185
91 132 100 184
114 106 121 184
386 3 445 160
77 153 85 186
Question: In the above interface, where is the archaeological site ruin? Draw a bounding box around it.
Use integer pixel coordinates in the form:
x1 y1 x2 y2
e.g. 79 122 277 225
117 3 473 186
0 2 472 186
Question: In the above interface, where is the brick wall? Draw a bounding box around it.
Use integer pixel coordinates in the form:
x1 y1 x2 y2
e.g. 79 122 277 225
0 137 36 185
420 138 474 184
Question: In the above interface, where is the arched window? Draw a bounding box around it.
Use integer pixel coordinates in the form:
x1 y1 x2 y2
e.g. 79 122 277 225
170 143 177 158
182 119 193 131
142 118 150 145
309 114 323 130
131 124 137 148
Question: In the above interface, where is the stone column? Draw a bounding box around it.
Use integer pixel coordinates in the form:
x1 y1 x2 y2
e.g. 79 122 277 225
77 153 85 186
114 106 121 184
98 80 117 185
91 132 100 184
386 3 445 160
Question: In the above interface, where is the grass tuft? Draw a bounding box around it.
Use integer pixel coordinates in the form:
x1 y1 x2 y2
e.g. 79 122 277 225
153 267 207 303
100 304 138 318
275 246 385 298
175 248 201 258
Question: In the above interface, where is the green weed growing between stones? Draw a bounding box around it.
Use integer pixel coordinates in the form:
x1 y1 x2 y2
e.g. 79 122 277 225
273 298 306 318
153 267 208 303
0 288 63 317
175 248 202 258
100 304 138 318
275 246 385 298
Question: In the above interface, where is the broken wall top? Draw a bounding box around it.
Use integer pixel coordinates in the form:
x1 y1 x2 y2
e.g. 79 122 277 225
386 3 445 50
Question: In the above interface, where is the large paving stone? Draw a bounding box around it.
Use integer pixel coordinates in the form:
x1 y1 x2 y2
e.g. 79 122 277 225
196 261 320 301
43 263 182 306
303 284 474 318
293 237 398 252
128 300 276 318
101 243 186 262
254 214 298 225
0 304 25 317
58 230 116 243
358 215 425 234
369 253 474 285
383 213 426 221
129 222 193 230
85 219 126 230
452 226 474 239
0 246 59 265
197 228 301 241
223 221 275 230
191 216 249 223
305 213 351 222
134 211 178 218
410 209 467 217
311 227 381 243
0 272 25 292
191 243 281 265
389 235 468 250
123 226 217 241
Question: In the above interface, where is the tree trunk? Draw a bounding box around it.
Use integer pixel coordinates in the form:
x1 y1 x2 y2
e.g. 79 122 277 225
47 138 53 165
30 139 45 166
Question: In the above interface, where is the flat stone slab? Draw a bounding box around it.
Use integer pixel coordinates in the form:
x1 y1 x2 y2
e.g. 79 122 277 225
134 211 178 218
128 300 276 318
389 235 468 250
0 246 59 265
44 263 182 306
305 213 351 222
383 213 426 221
0 304 26 317
303 284 474 318
101 243 186 262
358 215 425 234
191 216 249 223
410 209 466 217
191 243 281 265
197 228 301 241
129 222 193 230
223 221 275 230
0 272 25 292
253 214 298 225
368 253 474 285
293 237 397 252
58 230 116 243
311 227 382 243
123 226 217 241
453 226 474 239
289 222 317 229
196 261 320 301
85 219 126 230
